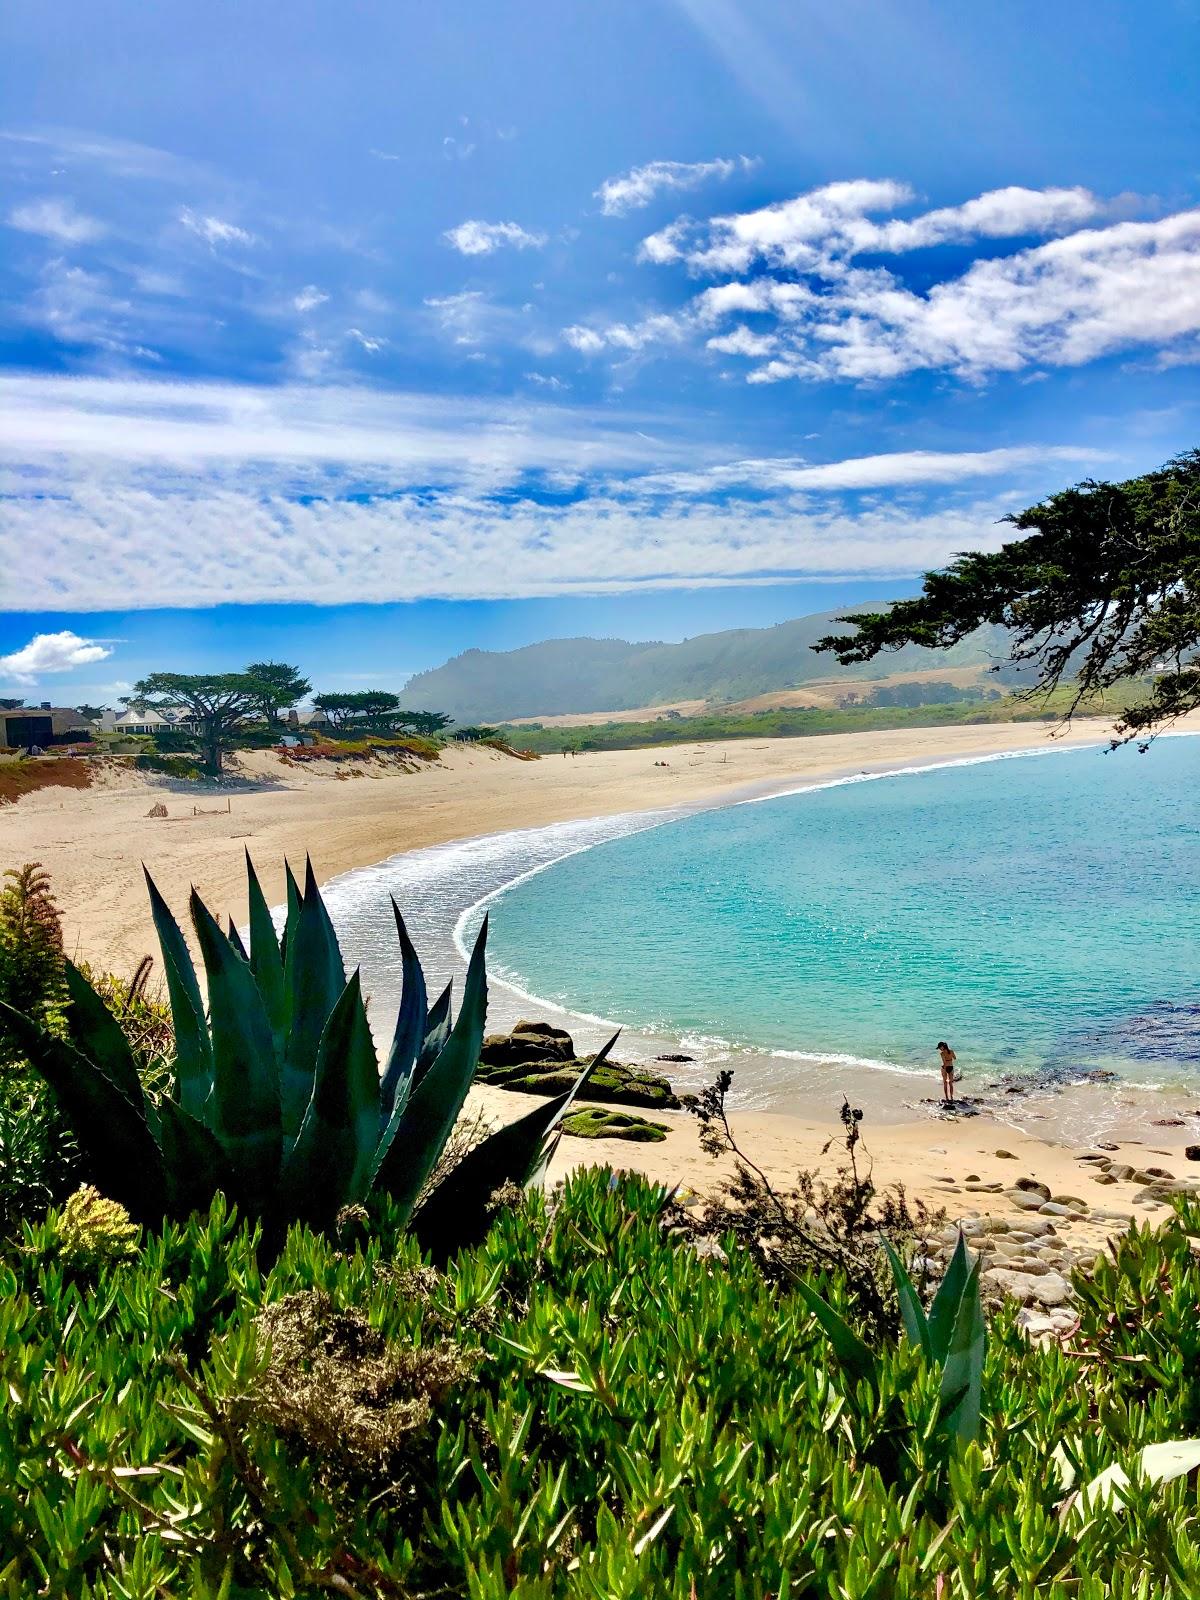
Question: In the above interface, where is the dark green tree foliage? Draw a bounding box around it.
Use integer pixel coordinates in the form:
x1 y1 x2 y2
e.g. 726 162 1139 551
244 661 312 724
312 690 450 736
133 672 261 774
815 449 1200 742
5 853 604 1245
73 704 108 722
0 697 24 711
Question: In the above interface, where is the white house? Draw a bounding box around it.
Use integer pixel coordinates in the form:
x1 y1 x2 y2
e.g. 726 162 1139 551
112 707 203 736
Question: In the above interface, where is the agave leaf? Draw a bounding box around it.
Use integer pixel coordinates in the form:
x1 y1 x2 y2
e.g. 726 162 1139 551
414 1031 620 1261
795 1278 877 1385
1 1002 166 1222
281 859 303 963
937 1258 986 1444
413 980 453 1091
526 1033 621 1192
927 1230 971 1365
370 917 488 1223
157 1097 233 1219
144 868 211 1118
379 900 428 1120
280 858 346 1139
282 971 381 1224
190 893 282 1205
1076 1440 1200 1518
882 1236 933 1362
227 918 249 961
61 959 144 1105
245 851 289 1059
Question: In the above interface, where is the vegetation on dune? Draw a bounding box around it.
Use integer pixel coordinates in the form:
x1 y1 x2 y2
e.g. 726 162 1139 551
816 448 1200 744
506 681 1147 754
6 1174 1200 1596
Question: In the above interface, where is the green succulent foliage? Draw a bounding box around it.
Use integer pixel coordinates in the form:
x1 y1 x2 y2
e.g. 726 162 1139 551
798 1229 986 1447
3 853 591 1242
7 1175 1200 1598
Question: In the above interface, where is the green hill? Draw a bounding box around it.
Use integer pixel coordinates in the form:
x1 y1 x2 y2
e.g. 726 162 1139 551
397 609 1012 724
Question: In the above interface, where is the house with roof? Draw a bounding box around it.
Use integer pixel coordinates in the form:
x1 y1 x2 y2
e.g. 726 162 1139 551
111 707 203 737
0 704 93 750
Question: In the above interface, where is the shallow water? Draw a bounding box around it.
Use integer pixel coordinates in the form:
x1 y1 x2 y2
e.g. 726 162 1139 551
319 736 1200 1136
470 738 1200 1099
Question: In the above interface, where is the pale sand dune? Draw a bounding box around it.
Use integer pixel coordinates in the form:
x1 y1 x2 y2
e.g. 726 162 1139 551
7 712 1198 1227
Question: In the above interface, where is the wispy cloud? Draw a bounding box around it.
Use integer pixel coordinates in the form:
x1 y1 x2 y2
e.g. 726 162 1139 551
443 219 547 256
596 155 755 216
0 630 113 682
293 284 329 313
0 373 1112 611
178 208 256 247
8 196 106 243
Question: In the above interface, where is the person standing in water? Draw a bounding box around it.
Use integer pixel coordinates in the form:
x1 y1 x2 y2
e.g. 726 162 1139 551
937 1041 958 1105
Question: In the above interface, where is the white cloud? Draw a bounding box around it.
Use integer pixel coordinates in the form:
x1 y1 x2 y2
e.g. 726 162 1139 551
443 219 547 256
8 196 106 243
293 285 329 313
346 327 387 353
178 208 256 246
0 374 1113 610
0 631 113 682
562 313 687 355
648 180 1102 276
596 156 755 216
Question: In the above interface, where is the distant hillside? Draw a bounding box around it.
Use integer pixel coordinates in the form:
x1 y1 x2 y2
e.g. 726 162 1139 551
398 610 1014 725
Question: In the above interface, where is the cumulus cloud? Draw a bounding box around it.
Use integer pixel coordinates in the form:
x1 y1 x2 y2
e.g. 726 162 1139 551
8 196 106 243
0 374 1109 610
594 179 1200 383
0 631 113 682
443 219 546 256
596 157 756 217
178 208 256 246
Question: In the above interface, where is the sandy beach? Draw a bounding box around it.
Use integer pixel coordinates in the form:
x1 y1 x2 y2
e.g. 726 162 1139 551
7 713 1200 1255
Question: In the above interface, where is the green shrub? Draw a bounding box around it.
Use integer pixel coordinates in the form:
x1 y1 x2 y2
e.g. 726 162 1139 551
5 1173 1200 1597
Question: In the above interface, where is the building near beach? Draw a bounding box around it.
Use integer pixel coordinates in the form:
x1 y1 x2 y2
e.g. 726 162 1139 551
0 704 92 750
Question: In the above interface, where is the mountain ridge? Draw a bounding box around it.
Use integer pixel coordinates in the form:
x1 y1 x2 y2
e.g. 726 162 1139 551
397 609 1013 725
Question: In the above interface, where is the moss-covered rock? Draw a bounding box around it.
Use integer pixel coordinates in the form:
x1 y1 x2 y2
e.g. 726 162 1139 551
479 1019 575 1068
562 1108 669 1142
477 1053 680 1110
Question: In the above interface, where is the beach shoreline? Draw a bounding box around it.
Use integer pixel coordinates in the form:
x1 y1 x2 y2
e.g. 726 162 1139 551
8 712 1200 1236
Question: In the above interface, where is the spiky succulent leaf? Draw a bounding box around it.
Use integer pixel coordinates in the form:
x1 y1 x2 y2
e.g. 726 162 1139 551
379 900 428 1120
795 1278 877 1385
245 850 289 1059
190 893 281 1205
882 1236 933 1362
370 918 488 1223
413 1031 619 1261
61 959 144 1105
413 980 453 1091
927 1230 971 1365
1 1002 166 1222
144 868 211 1118
227 918 249 961
281 859 303 964
280 859 346 1139
157 1097 233 1219
937 1258 986 1444
281 971 381 1226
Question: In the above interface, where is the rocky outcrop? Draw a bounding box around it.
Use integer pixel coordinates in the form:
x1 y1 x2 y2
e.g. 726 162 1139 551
476 1020 681 1110
562 1108 669 1142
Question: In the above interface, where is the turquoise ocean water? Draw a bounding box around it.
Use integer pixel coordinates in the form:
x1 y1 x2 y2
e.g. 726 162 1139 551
473 739 1200 1097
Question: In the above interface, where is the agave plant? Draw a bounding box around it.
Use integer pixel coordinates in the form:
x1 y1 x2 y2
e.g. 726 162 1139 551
4 852 607 1251
798 1231 986 1444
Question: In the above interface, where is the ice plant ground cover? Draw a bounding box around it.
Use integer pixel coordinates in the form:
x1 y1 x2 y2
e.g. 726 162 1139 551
5 1171 1200 1597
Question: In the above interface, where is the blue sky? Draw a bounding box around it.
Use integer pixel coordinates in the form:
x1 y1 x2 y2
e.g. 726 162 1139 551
2 0 1198 705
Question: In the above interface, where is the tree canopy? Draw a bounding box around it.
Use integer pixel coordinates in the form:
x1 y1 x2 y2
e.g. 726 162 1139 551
244 662 311 724
312 691 450 737
133 672 261 774
814 449 1200 743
